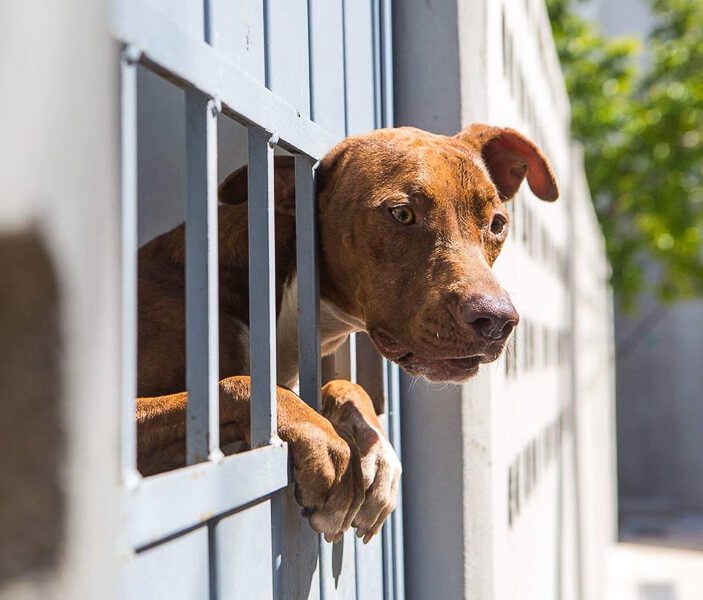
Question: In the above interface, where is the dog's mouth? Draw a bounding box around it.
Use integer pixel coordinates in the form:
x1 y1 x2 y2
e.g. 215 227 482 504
369 329 490 383
396 352 482 382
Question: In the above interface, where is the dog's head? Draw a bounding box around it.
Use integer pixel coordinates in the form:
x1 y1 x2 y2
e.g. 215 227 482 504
316 124 558 382
219 124 558 383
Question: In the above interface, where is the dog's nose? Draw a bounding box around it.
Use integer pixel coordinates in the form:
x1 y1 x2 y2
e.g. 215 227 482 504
457 294 519 341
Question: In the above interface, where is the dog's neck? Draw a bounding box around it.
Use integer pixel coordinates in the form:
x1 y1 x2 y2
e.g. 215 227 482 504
216 204 365 387
276 275 365 388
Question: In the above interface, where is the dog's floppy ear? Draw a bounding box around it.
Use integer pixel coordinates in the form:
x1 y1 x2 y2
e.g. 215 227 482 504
218 155 296 215
456 124 559 202
316 138 355 199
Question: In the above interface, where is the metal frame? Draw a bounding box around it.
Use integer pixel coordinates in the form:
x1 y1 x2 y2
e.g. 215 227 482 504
117 0 403 596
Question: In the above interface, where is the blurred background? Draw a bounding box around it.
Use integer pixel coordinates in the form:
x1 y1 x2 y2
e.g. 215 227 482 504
549 0 703 597
0 0 701 599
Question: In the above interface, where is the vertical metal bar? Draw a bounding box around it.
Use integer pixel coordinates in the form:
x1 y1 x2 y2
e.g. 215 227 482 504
349 338 359 597
379 3 401 596
306 0 315 122
381 360 395 600
208 520 220 600
295 156 321 408
120 51 141 486
371 0 383 129
203 0 212 44
294 156 330 598
341 0 349 136
388 362 406 600
379 0 394 127
248 127 278 447
348 333 358 384
185 89 220 465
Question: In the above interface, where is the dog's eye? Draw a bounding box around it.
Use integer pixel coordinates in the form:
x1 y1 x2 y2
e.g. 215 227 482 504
390 205 416 225
490 214 507 236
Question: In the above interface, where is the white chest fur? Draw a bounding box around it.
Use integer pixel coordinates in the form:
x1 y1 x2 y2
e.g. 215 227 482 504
274 275 364 388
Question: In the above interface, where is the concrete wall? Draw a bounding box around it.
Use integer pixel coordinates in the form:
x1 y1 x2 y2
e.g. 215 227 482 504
393 2 491 597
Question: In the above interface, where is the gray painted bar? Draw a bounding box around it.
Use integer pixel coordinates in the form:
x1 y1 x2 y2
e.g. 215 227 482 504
126 444 289 549
248 127 278 447
120 53 141 486
185 90 220 465
295 156 321 410
388 363 405 599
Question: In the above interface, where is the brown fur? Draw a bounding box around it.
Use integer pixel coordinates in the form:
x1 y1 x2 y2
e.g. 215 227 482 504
136 124 558 540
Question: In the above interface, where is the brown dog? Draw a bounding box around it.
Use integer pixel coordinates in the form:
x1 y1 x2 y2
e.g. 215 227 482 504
136 124 558 542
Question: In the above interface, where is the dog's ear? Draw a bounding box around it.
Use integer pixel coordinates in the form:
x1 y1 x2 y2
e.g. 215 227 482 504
316 137 358 199
456 124 559 202
218 155 296 215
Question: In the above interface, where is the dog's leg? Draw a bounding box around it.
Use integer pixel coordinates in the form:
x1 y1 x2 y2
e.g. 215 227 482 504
136 376 365 542
320 380 402 543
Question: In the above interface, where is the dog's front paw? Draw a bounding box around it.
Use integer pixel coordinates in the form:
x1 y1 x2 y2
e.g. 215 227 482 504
283 414 365 543
352 426 402 543
321 380 402 543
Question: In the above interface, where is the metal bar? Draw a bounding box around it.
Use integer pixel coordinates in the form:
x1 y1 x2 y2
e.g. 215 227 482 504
111 0 337 159
295 156 321 409
379 0 394 127
371 0 383 130
378 4 402 596
305 0 315 122
348 333 357 383
185 89 221 465
120 51 141 487
319 543 332 600
294 153 331 600
388 362 406 600
207 520 219 600
126 444 289 549
248 127 278 447
203 0 212 44
381 363 395 600
340 0 349 136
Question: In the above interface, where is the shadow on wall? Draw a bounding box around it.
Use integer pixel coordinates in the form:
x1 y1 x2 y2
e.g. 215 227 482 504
639 582 677 600
0 227 65 584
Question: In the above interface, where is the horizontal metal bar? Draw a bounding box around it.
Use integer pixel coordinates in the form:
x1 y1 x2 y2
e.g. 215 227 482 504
185 89 221 465
111 0 337 159
125 443 290 549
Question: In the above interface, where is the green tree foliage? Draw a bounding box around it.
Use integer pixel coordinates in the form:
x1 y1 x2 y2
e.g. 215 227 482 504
547 0 703 309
